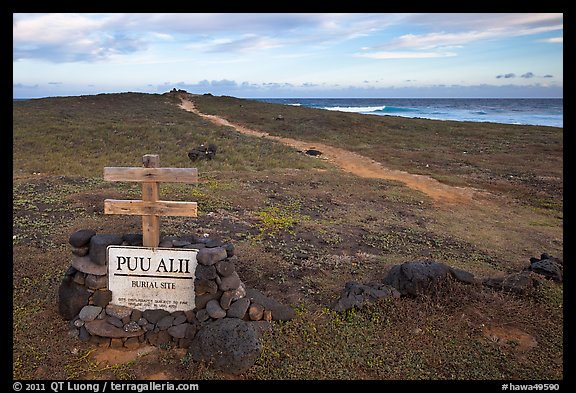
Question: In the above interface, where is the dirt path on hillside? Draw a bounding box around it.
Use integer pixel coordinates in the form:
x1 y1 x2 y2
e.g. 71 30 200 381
179 98 483 206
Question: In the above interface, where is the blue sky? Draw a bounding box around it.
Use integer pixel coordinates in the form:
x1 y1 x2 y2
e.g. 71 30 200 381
13 13 563 98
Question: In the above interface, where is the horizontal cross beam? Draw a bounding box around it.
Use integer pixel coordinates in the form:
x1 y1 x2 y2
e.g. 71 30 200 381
104 200 198 217
104 167 198 183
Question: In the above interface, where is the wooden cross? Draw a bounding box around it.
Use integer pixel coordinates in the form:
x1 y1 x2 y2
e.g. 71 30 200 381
103 154 198 247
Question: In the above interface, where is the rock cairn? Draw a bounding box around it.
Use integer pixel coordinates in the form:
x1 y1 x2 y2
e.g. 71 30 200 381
58 229 295 353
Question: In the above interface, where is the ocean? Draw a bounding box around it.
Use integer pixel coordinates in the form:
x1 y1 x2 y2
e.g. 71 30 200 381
255 98 563 128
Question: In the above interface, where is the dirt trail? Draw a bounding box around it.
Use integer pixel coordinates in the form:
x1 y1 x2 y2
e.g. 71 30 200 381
179 98 482 206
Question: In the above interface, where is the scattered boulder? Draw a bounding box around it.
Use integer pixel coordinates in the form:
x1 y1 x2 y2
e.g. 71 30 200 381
188 318 267 375
331 282 400 312
305 149 322 156
483 271 540 295
383 260 475 296
188 144 217 161
527 253 562 282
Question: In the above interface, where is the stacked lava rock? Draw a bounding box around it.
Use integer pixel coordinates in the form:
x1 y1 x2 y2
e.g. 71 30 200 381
58 229 295 351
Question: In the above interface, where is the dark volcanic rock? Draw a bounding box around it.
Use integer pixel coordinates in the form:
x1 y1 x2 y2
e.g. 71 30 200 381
215 260 235 277
195 291 223 310
383 260 474 296
123 234 143 246
222 243 235 257
156 315 175 330
195 279 218 295
85 274 107 290
195 264 218 280
305 149 322 156
89 234 124 266
58 276 91 320
85 319 143 338
188 318 264 374
168 323 189 339
92 289 112 308
79 305 102 322
448 267 477 284
206 299 227 319
245 288 295 321
483 271 539 295
218 271 241 291
69 229 96 248
331 282 400 312
196 247 228 266
71 256 107 276
142 309 171 324
71 246 89 257
528 255 563 282
226 298 250 319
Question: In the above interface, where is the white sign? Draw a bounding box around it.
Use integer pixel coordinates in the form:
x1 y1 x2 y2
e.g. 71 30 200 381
107 246 198 311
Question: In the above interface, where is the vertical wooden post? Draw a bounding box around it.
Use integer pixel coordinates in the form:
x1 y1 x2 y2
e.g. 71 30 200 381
142 154 160 247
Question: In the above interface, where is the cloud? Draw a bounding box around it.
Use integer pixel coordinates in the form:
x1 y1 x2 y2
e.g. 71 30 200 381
388 31 492 50
13 13 392 62
539 36 563 44
13 83 39 89
356 51 457 59
365 13 563 59
497 72 555 80
13 14 146 62
110 13 327 35
204 35 283 53
13 13 563 64
405 13 562 32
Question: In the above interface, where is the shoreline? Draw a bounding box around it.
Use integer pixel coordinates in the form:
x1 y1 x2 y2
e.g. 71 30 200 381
254 97 563 129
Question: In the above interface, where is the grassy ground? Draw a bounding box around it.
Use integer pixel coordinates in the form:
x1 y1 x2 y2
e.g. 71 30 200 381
12 92 563 381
